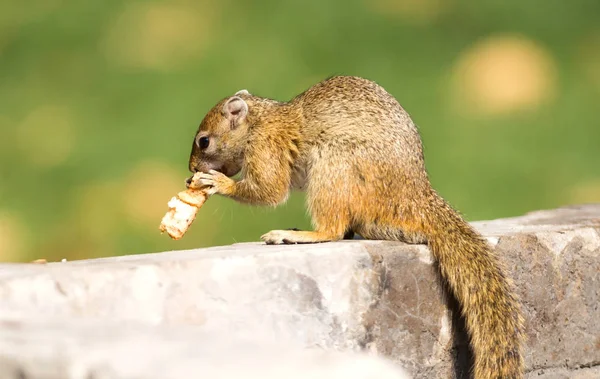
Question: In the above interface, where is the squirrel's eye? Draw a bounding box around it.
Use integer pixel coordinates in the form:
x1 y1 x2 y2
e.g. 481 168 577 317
197 136 210 149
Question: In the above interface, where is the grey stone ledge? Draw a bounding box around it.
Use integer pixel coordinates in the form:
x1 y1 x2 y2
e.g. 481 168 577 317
0 204 599 379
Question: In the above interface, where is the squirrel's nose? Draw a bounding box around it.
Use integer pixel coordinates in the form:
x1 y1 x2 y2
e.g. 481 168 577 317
188 162 199 173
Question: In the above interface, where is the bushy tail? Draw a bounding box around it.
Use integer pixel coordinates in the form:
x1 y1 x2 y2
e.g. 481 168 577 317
424 195 524 378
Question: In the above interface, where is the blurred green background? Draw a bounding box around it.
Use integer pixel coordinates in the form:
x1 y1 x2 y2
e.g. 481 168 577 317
1 0 599 262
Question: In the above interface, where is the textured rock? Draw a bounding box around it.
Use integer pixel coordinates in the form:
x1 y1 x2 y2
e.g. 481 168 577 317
0 204 599 378
478 205 600 378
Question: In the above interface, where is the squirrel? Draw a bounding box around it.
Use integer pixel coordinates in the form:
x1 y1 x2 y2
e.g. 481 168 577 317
186 76 524 378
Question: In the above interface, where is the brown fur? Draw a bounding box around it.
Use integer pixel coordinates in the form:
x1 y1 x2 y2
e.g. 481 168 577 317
188 76 524 378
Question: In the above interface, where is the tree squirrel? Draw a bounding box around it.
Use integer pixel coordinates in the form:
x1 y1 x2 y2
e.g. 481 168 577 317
187 76 524 378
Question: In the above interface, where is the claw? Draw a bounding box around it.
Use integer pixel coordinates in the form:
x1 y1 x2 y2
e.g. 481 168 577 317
190 169 233 196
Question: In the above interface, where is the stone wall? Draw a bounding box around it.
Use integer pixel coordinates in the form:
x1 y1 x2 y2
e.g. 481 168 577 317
0 204 599 378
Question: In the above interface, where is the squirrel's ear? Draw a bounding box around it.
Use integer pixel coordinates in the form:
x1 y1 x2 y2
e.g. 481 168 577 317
235 89 250 96
223 96 248 129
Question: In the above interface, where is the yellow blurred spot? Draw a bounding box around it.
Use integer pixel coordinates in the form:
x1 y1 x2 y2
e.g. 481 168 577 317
102 2 216 70
121 160 184 228
368 0 449 24
450 34 557 116
75 180 123 245
570 179 600 204
0 212 27 262
16 105 75 168
577 32 600 92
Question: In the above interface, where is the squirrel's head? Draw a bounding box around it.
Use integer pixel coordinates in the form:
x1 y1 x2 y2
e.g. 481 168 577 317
189 91 251 177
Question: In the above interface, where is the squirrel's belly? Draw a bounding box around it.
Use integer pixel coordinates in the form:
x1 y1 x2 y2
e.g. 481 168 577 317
290 155 310 190
290 167 308 190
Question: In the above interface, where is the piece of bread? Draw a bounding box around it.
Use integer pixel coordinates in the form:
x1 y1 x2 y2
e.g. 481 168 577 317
159 174 209 240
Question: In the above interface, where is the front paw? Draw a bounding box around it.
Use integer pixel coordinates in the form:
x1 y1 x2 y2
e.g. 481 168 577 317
195 170 235 195
260 230 297 245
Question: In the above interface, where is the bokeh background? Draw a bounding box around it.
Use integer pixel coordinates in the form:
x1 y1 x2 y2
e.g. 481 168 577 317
1 0 599 262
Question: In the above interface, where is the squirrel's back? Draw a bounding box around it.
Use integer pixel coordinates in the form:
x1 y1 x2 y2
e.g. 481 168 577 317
293 76 426 175
295 76 416 134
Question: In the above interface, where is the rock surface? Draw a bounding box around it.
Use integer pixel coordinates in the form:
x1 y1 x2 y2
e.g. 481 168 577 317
0 317 410 379
0 204 599 378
